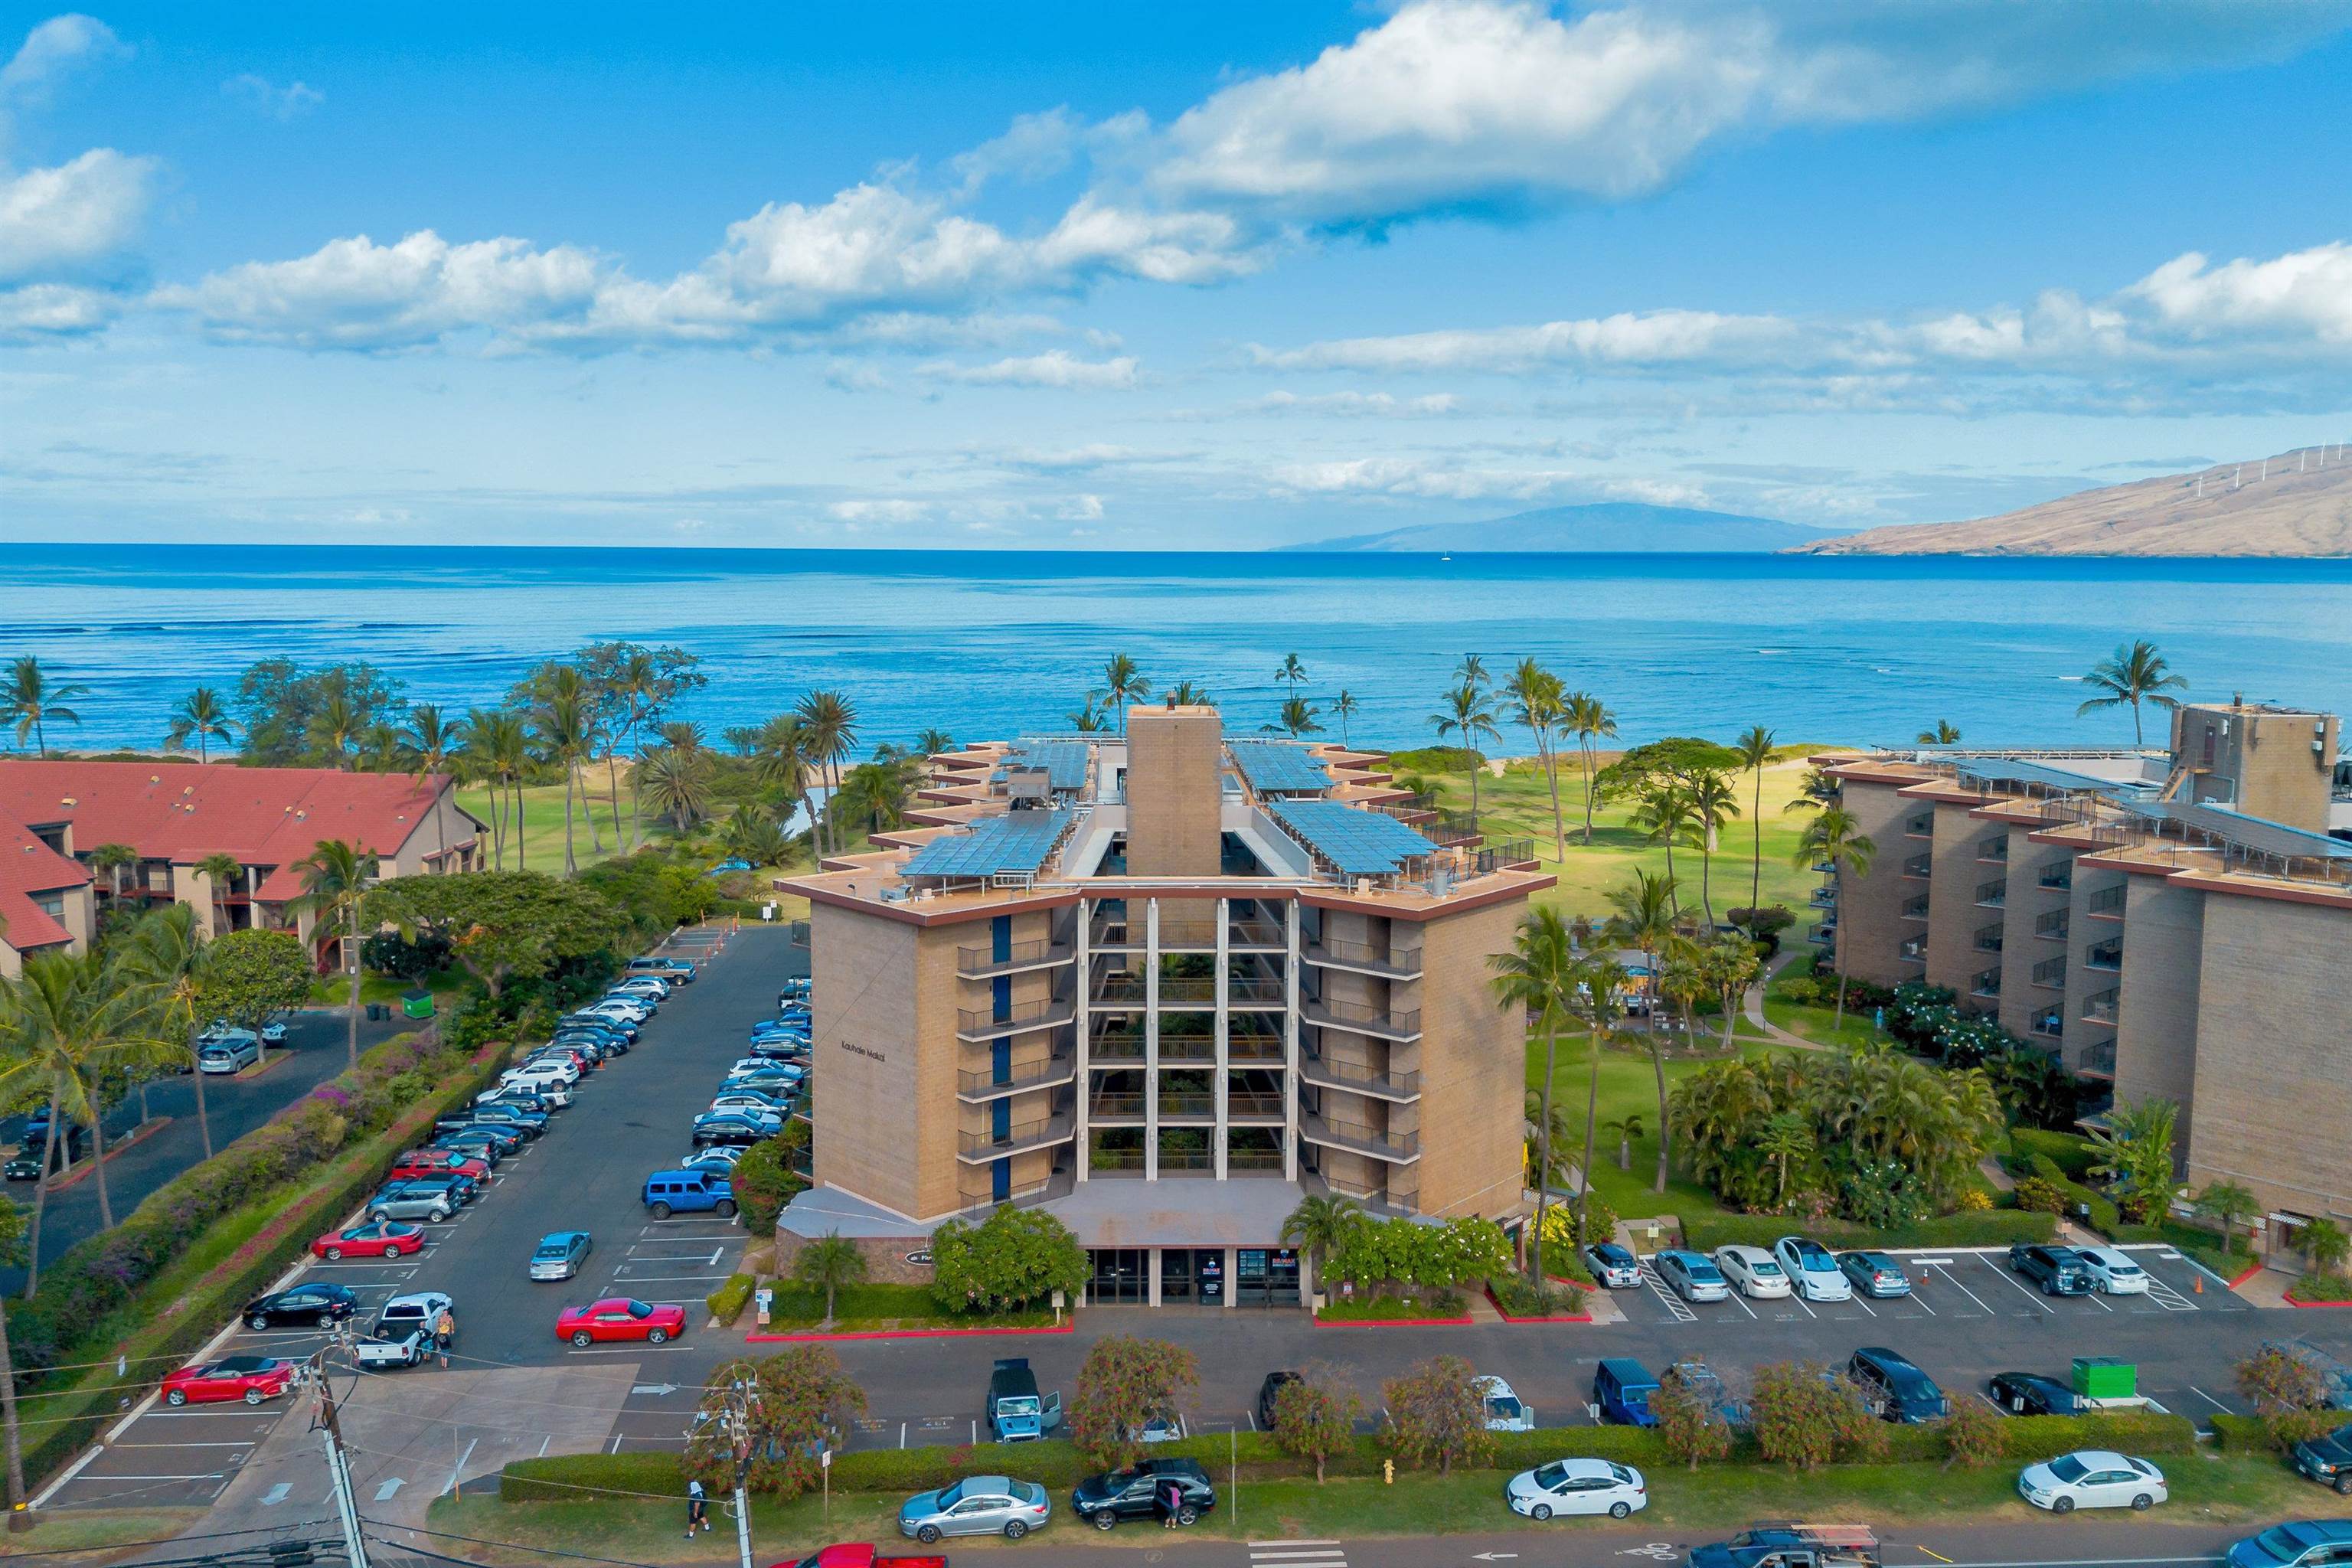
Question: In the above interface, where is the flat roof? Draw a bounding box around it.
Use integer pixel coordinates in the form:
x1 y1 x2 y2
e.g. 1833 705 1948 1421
897 808 1071 880
1267 799 1438 876
1955 759 2156 796
2118 799 2352 865
998 738 1090 792
1227 739 1331 795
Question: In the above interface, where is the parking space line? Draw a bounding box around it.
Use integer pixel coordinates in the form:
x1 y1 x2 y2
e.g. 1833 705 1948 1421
1724 1290 1759 1320
1926 1262 1992 1315
1971 1253 2055 1314
1788 1292 1818 1319
1635 1261 1697 1325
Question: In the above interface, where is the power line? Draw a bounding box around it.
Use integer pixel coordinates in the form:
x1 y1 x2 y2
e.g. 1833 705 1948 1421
361 1518 671 1568
0 1520 335 1560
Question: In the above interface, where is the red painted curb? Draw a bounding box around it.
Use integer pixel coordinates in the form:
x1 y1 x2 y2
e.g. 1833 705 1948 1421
1485 1285 1593 1324
2228 1261 2265 1289
1312 1314 1475 1328
43 1116 175 1193
746 1320 1073 1343
2286 1295 2352 1309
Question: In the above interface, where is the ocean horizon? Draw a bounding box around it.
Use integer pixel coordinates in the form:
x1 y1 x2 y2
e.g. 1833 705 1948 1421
5 542 2349 756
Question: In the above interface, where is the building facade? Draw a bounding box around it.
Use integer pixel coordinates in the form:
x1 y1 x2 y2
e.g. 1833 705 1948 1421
777 704 1549 1308
1819 698 2352 1260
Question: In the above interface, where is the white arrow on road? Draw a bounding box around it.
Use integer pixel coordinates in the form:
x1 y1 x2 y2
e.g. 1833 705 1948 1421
1472 1556 1519 1563
260 1483 292 1506
374 1477 405 1501
632 1383 680 1396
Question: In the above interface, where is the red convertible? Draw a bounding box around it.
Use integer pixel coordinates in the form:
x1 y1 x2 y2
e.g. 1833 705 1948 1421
391 1148 491 1183
557 1297 686 1347
312 1219 425 1260
163 1355 298 1406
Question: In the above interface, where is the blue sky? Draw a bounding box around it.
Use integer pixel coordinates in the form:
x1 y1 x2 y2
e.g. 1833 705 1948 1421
6 1 2352 550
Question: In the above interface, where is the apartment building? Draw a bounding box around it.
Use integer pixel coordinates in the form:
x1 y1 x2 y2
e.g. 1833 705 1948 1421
0 816 96 978
776 703 1550 1308
0 759 485 965
1819 697 2352 1259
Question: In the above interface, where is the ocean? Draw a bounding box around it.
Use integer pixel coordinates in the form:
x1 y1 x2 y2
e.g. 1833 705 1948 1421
4 544 2350 754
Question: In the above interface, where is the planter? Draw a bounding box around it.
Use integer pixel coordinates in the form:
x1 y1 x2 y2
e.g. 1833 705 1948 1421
745 1318 1075 1343
1485 1285 1592 1325
1313 1311 1473 1328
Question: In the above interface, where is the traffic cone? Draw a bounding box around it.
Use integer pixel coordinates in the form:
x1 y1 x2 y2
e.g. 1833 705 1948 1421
2194 1274 2203 1294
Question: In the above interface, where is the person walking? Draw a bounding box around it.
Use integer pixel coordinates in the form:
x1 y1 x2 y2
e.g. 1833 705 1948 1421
685 1478 709 1538
1161 1477 1183 1530
433 1305 456 1370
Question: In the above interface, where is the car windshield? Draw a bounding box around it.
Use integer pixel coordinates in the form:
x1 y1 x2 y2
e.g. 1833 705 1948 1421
2251 1529 2307 1563
936 1480 968 1507
998 1395 1040 1416
1751 1259 1785 1276
1532 1462 1569 1488
1487 1395 1524 1419
2047 1454 2089 1483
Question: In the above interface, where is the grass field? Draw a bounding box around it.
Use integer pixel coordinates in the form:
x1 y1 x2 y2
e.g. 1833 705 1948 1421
1524 1036 1728 1222
458 778 665 874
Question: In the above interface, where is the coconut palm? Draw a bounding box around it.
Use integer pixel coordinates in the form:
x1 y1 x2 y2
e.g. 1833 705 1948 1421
791 1231 867 1329
832 749 923 838
1067 701 1112 733
190 850 241 939
399 704 464 865
1602 871 1685 1194
535 668 599 873
721 805 791 868
1099 654 1150 732
795 691 859 857
1626 782 1694 909
1428 682 1501 820
0 656 90 757
2077 639 2188 746
1454 654 1489 691
286 838 378 1070
1681 770 1742 929
165 686 237 763
1279 1193 1363 1301
120 904 214 1157
1278 696 1322 739
469 707 529 871
0 947 158 1267
89 842 138 907
1329 690 1359 747
658 720 705 754
913 727 955 757
1505 659 1569 860
639 745 716 834
1275 653 1308 695
306 685 364 769
1791 808 1877 1027
1489 906 1583 1276
1602 1112 1644 1173
1733 725 1777 913
1757 1110 1812 1211
1916 720 1962 745
1563 692 1617 844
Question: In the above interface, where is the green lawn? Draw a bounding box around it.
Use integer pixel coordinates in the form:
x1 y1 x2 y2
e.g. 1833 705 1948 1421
1412 751 1841 923
1524 1034 1729 1222
756 1281 1058 1332
459 779 671 874
1 1508 207 1555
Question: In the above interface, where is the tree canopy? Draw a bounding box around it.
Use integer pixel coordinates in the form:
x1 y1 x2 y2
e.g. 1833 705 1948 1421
194 929 313 1031
928 1205 1086 1314
364 871 620 998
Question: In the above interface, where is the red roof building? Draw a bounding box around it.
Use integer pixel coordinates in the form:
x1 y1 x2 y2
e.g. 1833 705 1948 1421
0 815 94 975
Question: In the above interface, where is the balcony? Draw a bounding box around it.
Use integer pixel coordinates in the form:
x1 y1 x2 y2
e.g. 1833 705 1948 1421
1900 894 1930 921
958 938 1074 977
2088 884 2128 920
1897 936 1928 964
1809 923 1837 946
1904 813 1935 838
1975 880 2007 909
1227 1148 1286 1173
1226 977 1287 1008
1088 1089 1145 1121
2084 939 2123 972
1299 1110 1419 1164
957 1051 1077 1102
1302 938 1426 979
2034 910 2069 942
1808 887 1838 910
789 920 810 949
1301 1051 1422 1102
1227 1032 1286 1065
2078 1040 2118 1078
1089 1030 1145 1064
1971 968 2002 1001
1901 853 1932 880
1973 923 2003 953
1812 859 1837 873
1157 976 1219 1009
956 996 1076 1040
1156 920 1221 952
1229 918 1287 949
1975 838 2009 864
2028 1009 2065 1041
2082 988 2120 1027
1091 972 1149 1008
2037 864 2074 892
1227 1090 1287 1121
1303 996 1423 1041
1089 911 1141 950
956 1110 1076 1162
1158 1037 1217 1063
2030 956 2067 988
1157 1091 1217 1121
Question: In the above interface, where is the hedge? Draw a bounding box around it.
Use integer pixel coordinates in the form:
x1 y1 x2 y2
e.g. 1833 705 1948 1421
498 1411 2194 1502
707 1273 755 1325
1681 1210 2054 1252
2209 1413 2272 1452
15 1031 516 1488
2009 1129 2096 1181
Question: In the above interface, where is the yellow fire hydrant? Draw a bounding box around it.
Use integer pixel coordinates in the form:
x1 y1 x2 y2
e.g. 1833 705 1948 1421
1383 1459 1395 1485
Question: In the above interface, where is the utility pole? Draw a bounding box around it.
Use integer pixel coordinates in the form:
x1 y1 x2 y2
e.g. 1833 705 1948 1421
727 1395 754 1568
314 1354 371 1568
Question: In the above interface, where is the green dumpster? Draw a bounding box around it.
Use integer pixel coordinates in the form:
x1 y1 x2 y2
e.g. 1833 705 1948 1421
2073 1357 2136 1400
400 989 436 1021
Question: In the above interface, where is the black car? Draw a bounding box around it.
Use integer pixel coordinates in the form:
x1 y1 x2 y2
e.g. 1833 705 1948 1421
552 1029 626 1057
1072 1458 1216 1531
2008 1243 2093 1295
4 1125 89 1179
1989 1371 2085 1416
746 1038 808 1063
435 1124 524 1158
2294 1423 2352 1494
243 1282 361 1330
691 1112 773 1148
1257 1370 1300 1430
1847 1347 1950 1423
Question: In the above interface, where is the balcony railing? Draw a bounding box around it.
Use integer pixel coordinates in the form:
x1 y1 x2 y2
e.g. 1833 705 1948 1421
2079 1040 2118 1076
2037 864 2073 891
2084 939 2123 972
1091 973 1149 1006
2088 884 2128 918
1303 997 1423 1040
1227 1033 1286 1064
1975 880 2007 908
958 938 1073 975
1900 894 1930 920
1809 924 1837 946
2031 956 2068 988
1089 1032 1145 1063
2082 988 2119 1026
2034 910 2069 942
1303 938 1426 978
1301 1051 1422 1101
1897 936 1929 962
1227 1148 1285 1171
1158 1149 1216 1172
1226 978 1287 1007
956 997 1075 1040
1971 968 2002 999
1228 919 1286 948
1901 853 1932 879
1976 838 2009 864
1808 887 1838 909
1227 1090 1286 1118
1158 1092 1216 1118
1089 911 1139 949
2029 1010 2065 1040
957 1052 1076 1099
1157 976 1218 1006
1158 1037 1217 1063
1299 1111 1419 1162
957 1110 1076 1160
1904 814 1935 838
1089 1089 1145 1118
789 920 811 949
1974 924 2004 952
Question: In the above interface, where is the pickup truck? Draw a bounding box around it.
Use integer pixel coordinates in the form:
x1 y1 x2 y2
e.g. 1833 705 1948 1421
774 1547 946 1568
352 1327 431 1369
1692 1524 1880 1568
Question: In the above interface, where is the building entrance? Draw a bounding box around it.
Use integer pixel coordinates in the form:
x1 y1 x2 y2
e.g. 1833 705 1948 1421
1089 1248 1148 1305
1234 1247 1300 1306
1159 1248 1225 1305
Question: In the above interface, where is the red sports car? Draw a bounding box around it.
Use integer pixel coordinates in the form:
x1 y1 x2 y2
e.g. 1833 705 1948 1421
163 1355 297 1406
556 1297 686 1347
312 1219 425 1260
392 1149 491 1182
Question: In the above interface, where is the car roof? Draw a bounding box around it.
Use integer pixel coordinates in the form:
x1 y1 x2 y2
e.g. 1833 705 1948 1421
211 1355 275 1373
1542 1456 1618 1477
1719 1244 1775 1261
2081 1244 2137 1264
2056 1449 2132 1467
384 1291 452 1312
1477 1376 1517 1396
1856 1345 1923 1371
1779 1236 1834 1259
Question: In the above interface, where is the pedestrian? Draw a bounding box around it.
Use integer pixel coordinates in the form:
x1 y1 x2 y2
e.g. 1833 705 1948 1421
433 1305 456 1370
685 1478 708 1538
1161 1477 1183 1530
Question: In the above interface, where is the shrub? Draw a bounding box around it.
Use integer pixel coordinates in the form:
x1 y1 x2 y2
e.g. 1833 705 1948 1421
730 1136 806 1236
929 1205 1087 1314
2238 1344 2333 1416
1269 1370 1363 1483
1653 1367 1735 1469
1487 1274 1587 1318
1941 1395 2004 1468
2014 1177 2068 1215
683 1348 867 1502
1069 1336 1200 1471
2292 1272 2352 1305
1749 1361 1878 1469
1778 978 1822 1007
707 1273 755 1325
2009 1129 2096 1181
1383 1354 1494 1475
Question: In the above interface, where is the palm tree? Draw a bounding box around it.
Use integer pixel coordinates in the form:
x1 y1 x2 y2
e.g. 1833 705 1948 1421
1792 808 1877 1027
0 1194 27 1506
0 947 157 1266
1279 1193 1362 1301
1602 1112 1643 1172
832 750 922 838
751 713 810 833
1278 696 1323 739
1165 680 1214 708
914 727 955 757
1733 725 1777 913
795 691 859 858
1916 720 1961 745
1099 654 1150 732
1758 1111 1811 1211
720 805 790 868
1489 906 1582 1276
1602 871 1684 1194
1275 653 1308 696
2077 639 2188 745
791 1230 868 1329
1563 692 1617 844
1505 659 1569 860
1626 782 1694 910
165 686 237 763
0 656 90 756
639 745 715 834
470 708 529 871
658 720 705 754
536 668 598 874
89 842 138 908
1681 770 1741 929
1454 654 1488 691
1329 690 1359 748
1067 701 1112 733
399 704 464 866
287 839 378 1070
1428 682 1501 820
306 685 364 769
193 850 241 938
121 904 213 1158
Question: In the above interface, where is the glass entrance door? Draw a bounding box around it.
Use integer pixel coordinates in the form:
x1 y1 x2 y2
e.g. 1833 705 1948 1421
1089 1248 1147 1305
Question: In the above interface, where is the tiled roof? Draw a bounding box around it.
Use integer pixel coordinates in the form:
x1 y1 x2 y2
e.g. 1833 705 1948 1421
0 760 453 900
0 817 90 950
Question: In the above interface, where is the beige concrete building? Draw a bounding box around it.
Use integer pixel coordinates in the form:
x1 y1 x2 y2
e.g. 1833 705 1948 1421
1818 697 2352 1263
776 705 1550 1307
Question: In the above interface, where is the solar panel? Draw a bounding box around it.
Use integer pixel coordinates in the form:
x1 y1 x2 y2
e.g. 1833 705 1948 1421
1956 760 2154 795
1228 739 1331 795
998 738 1090 792
1266 799 1437 877
2117 799 2352 864
900 809 1071 879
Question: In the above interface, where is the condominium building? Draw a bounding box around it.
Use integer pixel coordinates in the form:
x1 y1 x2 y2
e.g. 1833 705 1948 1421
1818 697 2352 1260
776 703 1550 1308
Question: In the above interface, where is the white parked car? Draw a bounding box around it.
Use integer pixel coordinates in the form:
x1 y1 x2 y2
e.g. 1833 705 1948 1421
1713 1245 1793 1299
612 975 670 998
501 1066 579 1099
2017 1450 2167 1513
1477 1376 1535 1432
585 997 651 1022
707 1096 786 1127
2076 1245 2152 1295
1504 1457 1647 1521
1774 1235 1854 1302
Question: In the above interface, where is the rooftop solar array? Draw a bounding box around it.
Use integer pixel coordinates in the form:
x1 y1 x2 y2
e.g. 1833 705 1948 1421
2117 799 2352 864
1228 739 1332 795
1267 799 1437 877
998 738 1091 792
1957 759 2155 795
899 808 1072 880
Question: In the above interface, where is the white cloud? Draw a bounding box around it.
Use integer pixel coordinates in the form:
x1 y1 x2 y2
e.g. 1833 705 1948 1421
0 279 113 336
1254 309 1799 374
827 498 930 523
223 74 325 120
922 350 1140 389
1 14 126 118
2125 243 2352 345
0 148 153 284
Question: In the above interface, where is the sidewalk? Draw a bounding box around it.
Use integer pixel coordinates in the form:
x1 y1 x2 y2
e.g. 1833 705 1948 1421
1742 984 1824 1050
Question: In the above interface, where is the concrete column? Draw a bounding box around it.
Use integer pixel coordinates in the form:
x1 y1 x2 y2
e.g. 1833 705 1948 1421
1148 1247 1163 1308
1283 898 1301 1181
1145 897 1161 1181
1214 896 1230 1180
1223 1246 1238 1310
1074 897 1092 1184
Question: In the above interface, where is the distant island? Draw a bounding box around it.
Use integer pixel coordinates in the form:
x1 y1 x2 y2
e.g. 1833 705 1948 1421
1282 501 1847 554
1793 446 2352 557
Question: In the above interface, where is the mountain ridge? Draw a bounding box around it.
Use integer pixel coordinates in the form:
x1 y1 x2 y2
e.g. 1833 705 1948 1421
1281 501 1844 554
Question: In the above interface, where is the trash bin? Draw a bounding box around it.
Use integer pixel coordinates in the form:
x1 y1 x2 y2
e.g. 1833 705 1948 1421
365 1002 387 1021
400 989 435 1021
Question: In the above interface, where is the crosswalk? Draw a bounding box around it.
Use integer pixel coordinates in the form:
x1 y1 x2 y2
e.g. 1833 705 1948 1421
1251 1540 1348 1568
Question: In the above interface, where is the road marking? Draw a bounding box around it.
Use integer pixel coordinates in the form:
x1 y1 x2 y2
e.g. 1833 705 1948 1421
1723 1289 1758 1320
1635 1261 1697 1325
1250 1544 1341 1550
71 1472 226 1481
1915 1548 1953 1563
1251 1553 1345 1561
112 1440 257 1449
2142 1275 2198 1312
1788 1291 1818 1319
2188 1386 2230 1412
261 1483 291 1505
1974 1253 2057 1314
1926 1261 1994 1316
374 1477 406 1501
609 1272 733 1284
538 1436 551 1457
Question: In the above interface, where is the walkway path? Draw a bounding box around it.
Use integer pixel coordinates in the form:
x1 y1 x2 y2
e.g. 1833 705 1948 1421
1741 983 1824 1050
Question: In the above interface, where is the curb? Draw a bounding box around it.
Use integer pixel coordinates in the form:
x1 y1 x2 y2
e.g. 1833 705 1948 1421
1312 1314 1475 1328
42 1117 175 1193
746 1319 1073 1344
2286 1295 2352 1309
2229 1261 2265 1289
1486 1285 1594 1324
